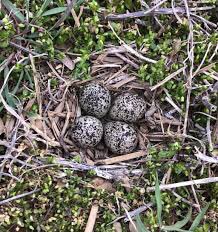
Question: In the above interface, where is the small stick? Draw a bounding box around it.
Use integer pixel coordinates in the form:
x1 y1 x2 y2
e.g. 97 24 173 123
106 6 215 21
108 22 157 64
122 206 137 231
0 189 40 205
124 203 153 222
191 184 201 212
71 8 80 27
193 42 212 77
194 147 218 164
150 67 185 91
84 202 99 232
95 151 146 165
171 191 200 208
30 54 42 116
147 177 218 192
115 53 139 69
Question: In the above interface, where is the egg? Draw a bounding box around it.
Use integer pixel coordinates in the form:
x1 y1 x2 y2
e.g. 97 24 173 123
109 93 146 123
71 116 103 148
104 121 138 154
79 83 111 118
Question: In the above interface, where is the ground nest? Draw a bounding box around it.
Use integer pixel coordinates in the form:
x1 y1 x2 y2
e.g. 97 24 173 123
24 45 184 165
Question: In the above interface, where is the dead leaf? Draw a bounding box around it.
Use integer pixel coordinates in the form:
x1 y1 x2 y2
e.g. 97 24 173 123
129 221 137 232
0 118 5 135
24 98 36 112
121 176 131 192
54 101 65 123
5 116 15 138
61 55 75 70
17 143 28 152
85 157 95 166
113 222 122 232
29 115 45 131
112 76 136 89
89 177 115 192
0 214 7 222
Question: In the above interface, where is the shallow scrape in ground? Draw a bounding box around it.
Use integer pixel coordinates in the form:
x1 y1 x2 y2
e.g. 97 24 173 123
0 0 217 231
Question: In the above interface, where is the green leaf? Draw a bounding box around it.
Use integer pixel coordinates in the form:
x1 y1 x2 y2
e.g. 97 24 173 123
163 208 192 231
25 0 30 20
163 229 190 232
42 7 67 16
36 0 53 17
12 71 24 95
136 214 150 232
4 87 17 108
155 173 162 227
124 0 133 10
3 67 18 108
2 0 25 22
189 203 209 231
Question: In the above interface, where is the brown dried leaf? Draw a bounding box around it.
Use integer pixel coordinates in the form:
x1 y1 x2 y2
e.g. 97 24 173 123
129 221 137 232
61 55 75 70
0 214 7 222
53 101 65 124
113 222 122 232
103 56 124 64
85 157 95 166
30 116 44 132
30 116 55 140
95 53 108 63
89 177 115 192
5 116 15 138
111 76 136 89
0 118 5 135
24 98 36 112
121 176 131 192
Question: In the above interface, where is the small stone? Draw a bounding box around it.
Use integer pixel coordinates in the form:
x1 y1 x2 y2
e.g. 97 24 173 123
109 92 146 123
79 83 111 118
71 116 103 148
104 121 138 154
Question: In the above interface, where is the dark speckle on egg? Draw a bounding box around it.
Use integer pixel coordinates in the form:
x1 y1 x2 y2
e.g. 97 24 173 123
104 121 138 154
79 83 111 118
71 116 103 148
109 93 146 123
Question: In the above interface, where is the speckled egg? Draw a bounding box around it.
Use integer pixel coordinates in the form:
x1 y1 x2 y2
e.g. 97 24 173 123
109 93 146 123
104 121 138 154
71 116 103 148
79 83 111 118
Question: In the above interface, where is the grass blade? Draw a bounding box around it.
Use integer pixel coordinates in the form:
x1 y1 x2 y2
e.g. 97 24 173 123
42 7 67 16
25 0 30 22
164 229 190 232
2 0 25 22
136 214 150 232
189 203 209 231
36 0 53 17
3 67 17 109
163 208 192 231
155 173 162 227
12 70 24 95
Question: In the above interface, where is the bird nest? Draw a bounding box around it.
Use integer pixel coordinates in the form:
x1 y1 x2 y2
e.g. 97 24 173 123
38 46 181 154
0 44 188 181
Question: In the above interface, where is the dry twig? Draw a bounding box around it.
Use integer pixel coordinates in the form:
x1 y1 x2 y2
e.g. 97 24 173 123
147 177 218 191
84 202 99 232
95 151 146 165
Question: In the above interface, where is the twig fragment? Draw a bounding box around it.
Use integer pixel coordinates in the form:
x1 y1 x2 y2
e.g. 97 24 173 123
95 151 146 165
150 67 185 91
0 189 40 205
84 202 99 232
147 177 218 191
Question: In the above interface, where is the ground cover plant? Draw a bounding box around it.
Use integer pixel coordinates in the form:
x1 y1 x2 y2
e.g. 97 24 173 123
0 0 217 231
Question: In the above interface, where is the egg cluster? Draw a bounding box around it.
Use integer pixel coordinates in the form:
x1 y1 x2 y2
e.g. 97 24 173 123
71 83 146 155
